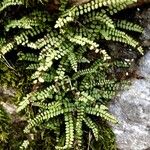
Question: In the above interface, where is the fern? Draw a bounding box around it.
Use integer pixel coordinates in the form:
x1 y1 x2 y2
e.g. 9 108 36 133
0 0 144 149
0 105 10 143
0 0 24 12
56 113 74 149
83 116 99 141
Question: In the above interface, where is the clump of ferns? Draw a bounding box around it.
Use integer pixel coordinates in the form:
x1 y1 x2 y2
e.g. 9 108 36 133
0 0 144 149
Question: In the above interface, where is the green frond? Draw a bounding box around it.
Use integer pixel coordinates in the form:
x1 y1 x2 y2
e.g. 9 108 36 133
54 9 76 28
66 44 78 72
112 59 132 68
116 20 144 33
83 116 99 141
0 0 24 13
24 104 63 133
107 0 137 15
26 63 39 70
18 52 38 62
15 26 45 46
98 26 144 54
28 85 55 101
79 91 95 104
17 85 56 112
5 17 41 32
17 96 30 112
27 32 63 50
0 27 45 57
40 72 55 82
59 0 68 12
0 42 14 57
72 68 97 80
86 105 117 124
75 110 84 149
84 11 114 29
56 113 74 149
30 10 52 22
55 0 137 28
24 102 74 133
55 64 66 81
96 88 117 99
80 78 117 90
20 140 29 150
69 34 99 51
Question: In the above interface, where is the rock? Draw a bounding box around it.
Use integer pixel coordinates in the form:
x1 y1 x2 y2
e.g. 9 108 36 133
0 87 16 97
109 51 150 150
138 7 150 48
0 87 17 114
0 101 17 115
109 7 150 150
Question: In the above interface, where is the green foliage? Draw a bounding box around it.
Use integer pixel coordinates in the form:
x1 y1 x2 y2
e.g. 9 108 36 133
0 0 24 12
0 61 16 87
0 105 10 144
0 0 144 149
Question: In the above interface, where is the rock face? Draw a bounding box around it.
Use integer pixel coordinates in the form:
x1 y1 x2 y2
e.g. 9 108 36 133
0 87 17 114
109 7 150 150
109 51 150 150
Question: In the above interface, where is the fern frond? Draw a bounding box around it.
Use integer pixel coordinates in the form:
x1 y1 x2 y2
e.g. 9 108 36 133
55 64 66 81
24 102 74 133
72 68 97 80
86 105 117 123
55 0 137 28
108 0 137 15
0 27 45 57
112 59 132 68
69 34 99 51
27 32 63 50
17 97 30 112
24 104 63 133
66 44 78 72
56 113 74 149
18 52 38 62
5 18 42 32
17 85 56 112
83 116 99 141
40 72 55 82
79 91 95 104
89 86 117 100
99 26 144 54
84 11 114 29
75 110 84 149
20 140 29 150
0 0 24 13
26 63 39 70
59 0 68 12
30 10 52 22
0 42 14 57
116 20 144 33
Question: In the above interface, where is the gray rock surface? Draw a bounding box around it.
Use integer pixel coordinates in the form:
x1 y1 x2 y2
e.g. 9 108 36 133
109 7 150 150
0 87 17 114
109 51 150 150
